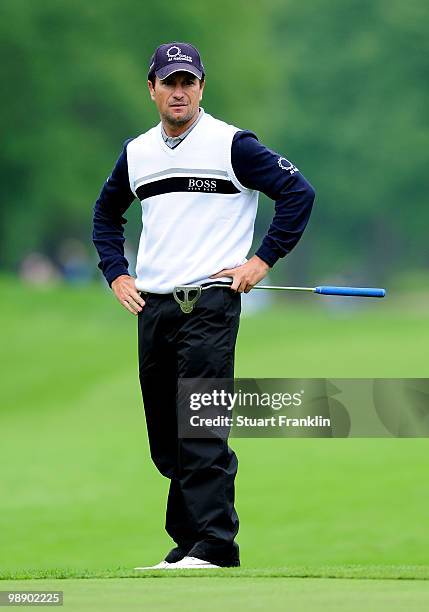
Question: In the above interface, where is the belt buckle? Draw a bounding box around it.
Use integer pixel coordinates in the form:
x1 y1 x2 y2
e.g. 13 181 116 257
173 285 202 314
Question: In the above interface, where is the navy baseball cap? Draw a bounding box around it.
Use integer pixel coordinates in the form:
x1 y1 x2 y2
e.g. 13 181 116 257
148 42 205 81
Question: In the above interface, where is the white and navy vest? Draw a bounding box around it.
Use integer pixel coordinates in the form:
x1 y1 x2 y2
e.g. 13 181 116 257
126 110 259 293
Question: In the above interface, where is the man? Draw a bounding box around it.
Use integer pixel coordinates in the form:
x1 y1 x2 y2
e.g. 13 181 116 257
92 42 315 569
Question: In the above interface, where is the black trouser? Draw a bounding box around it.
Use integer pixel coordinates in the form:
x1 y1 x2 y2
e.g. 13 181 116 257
137 286 241 566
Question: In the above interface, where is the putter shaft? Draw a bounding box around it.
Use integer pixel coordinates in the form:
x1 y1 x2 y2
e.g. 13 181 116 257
173 283 386 314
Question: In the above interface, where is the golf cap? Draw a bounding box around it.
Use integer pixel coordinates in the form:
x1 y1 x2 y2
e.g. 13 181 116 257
148 42 205 81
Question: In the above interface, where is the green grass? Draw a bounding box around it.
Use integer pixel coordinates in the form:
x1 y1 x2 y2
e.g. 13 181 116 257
2 565 429 581
1 277 428 610
2 577 429 612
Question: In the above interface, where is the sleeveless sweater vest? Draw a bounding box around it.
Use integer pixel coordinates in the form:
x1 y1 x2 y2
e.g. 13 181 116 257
126 110 259 293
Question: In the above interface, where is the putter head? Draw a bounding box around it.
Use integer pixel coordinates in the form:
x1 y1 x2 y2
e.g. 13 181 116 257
173 285 202 314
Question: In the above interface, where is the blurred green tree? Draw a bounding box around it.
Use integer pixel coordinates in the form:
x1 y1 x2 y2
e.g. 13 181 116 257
0 0 427 284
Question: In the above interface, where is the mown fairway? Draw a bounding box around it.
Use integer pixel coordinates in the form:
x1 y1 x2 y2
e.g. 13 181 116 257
1 577 429 612
1 278 428 609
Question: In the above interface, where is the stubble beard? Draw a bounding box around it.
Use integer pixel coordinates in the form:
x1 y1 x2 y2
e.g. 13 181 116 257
163 107 197 128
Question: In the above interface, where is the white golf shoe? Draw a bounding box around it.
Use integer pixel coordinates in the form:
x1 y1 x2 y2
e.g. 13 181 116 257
165 556 220 569
134 560 171 570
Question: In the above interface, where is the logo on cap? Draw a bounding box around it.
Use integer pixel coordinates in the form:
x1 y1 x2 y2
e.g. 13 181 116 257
166 45 192 63
166 46 181 59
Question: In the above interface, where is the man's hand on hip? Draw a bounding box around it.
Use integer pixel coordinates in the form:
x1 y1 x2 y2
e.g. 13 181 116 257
111 275 145 315
210 255 270 293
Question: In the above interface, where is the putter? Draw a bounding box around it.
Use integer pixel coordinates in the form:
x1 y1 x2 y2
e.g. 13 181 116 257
173 283 386 314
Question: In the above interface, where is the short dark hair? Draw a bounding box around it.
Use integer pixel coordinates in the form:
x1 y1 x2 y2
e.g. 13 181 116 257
149 73 205 89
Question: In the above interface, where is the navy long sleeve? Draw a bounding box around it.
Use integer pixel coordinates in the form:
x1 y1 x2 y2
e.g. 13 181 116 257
231 130 316 267
92 139 135 286
92 131 315 286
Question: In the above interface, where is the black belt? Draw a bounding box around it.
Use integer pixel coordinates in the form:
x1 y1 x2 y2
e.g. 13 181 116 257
139 281 232 298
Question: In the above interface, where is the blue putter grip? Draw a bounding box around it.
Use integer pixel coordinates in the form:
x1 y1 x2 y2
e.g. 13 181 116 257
315 286 386 298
